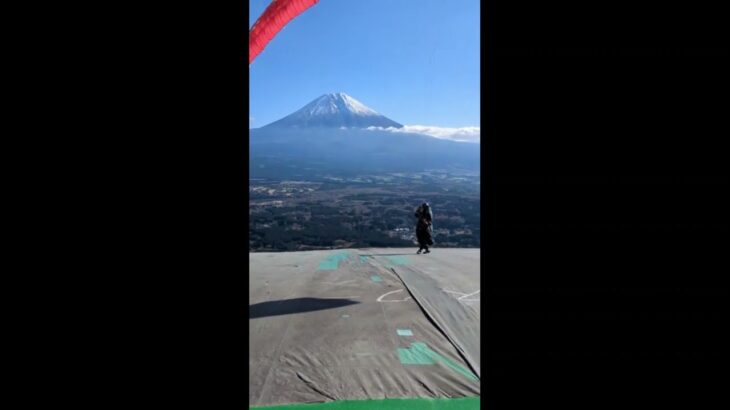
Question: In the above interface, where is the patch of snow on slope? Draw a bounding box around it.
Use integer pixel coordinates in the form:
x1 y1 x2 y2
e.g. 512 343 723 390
338 93 379 116
307 96 339 115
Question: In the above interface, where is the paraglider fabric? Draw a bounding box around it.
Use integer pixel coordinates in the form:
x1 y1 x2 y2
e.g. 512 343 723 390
250 0 320 64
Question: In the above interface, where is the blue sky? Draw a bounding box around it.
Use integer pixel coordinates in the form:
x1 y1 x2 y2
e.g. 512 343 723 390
249 0 480 137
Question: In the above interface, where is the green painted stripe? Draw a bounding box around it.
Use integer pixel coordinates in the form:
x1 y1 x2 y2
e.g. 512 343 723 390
370 275 382 282
398 344 436 365
250 397 479 410
398 342 478 381
318 252 351 270
414 343 479 382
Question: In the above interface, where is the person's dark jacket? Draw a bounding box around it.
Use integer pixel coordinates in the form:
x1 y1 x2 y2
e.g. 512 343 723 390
416 218 433 246
415 204 434 246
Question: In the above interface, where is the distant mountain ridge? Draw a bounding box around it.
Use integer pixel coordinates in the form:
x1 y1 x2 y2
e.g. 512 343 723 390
262 92 403 129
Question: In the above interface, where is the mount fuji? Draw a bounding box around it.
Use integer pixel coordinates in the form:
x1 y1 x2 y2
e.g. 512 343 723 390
250 93 479 178
262 93 403 129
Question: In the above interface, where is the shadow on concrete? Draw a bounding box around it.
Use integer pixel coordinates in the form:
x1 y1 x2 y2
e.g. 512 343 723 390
249 298 360 319
360 253 416 257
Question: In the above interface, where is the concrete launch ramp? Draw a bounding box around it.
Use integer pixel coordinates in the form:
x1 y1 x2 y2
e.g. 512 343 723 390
249 248 480 408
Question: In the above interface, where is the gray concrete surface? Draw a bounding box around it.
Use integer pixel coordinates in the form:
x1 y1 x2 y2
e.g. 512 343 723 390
249 248 480 406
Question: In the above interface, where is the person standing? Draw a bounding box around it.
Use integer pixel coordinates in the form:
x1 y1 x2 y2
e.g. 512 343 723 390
414 202 434 254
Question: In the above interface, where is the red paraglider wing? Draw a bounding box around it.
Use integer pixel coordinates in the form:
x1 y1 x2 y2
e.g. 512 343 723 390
249 0 319 64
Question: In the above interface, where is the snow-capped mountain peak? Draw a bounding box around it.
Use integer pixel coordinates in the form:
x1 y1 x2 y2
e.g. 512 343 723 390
262 93 403 129
306 93 379 116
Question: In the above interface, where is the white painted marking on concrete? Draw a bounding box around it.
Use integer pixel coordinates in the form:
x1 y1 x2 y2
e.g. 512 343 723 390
458 290 480 300
376 289 411 303
442 288 481 303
